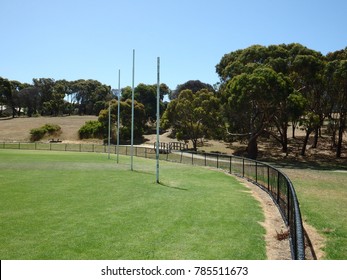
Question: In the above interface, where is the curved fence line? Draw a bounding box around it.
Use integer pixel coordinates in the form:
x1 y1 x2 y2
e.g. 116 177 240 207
0 142 305 259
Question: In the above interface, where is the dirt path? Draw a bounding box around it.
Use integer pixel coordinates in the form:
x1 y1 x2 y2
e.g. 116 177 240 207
234 176 292 260
234 175 325 260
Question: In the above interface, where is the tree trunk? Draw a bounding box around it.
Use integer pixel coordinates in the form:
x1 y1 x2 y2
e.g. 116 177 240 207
282 132 288 155
312 127 319 148
11 100 16 118
247 136 258 159
280 122 288 154
192 139 198 151
336 126 343 158
332 128 337 148
336 115 346 158
292 122 297 139
301 129 312 156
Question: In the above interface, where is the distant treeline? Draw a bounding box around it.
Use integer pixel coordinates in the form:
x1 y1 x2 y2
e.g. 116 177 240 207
1 43 346 158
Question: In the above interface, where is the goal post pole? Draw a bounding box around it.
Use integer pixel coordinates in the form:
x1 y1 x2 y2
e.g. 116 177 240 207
156 57 160 183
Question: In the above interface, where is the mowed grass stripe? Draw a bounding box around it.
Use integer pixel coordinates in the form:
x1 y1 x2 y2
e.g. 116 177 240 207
0 149 265 259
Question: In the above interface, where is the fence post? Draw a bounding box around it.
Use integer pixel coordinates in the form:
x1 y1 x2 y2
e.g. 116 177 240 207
191 152 194 165
277 172 280 203
216 154 219 169
229 156 232 174
255 161 258 183
287 182 291 223
204 153 207 166
267 166 270 191
242 158 245 177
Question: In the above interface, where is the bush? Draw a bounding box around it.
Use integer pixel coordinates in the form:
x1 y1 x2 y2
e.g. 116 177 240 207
30 128 47 141
78 121 103 139
29 123 61 141
42 123 61 135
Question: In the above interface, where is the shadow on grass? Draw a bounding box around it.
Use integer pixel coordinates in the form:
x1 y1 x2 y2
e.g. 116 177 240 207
263 157 347 171
130 169 188 190
225 134 347 172
258 149 347 171
156 181 188 191
131 169 154 175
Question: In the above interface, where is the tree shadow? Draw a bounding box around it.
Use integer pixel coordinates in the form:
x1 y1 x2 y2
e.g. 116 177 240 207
261 156 347 171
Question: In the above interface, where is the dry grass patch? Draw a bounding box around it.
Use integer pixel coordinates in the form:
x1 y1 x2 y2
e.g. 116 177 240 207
0 116 98 142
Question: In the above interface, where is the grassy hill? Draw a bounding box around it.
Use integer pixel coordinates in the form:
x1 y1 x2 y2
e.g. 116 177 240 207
0 116 98 143
1 115 346 166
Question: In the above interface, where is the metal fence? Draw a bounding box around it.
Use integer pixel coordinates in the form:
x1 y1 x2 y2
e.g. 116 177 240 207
163 150 305 260
0 142 305 259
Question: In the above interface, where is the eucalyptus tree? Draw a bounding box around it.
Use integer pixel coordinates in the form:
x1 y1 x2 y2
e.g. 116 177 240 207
333 60 347 158
32 78 56 115
98 99 146 141
9 80 27 116
17 86 40 117
0 78 26 117
217 45 296 157
289 51 326 155
222 67 292 158
120 83 169 122
0 77 15 117
47 81 68 116
325 48 347 157
216 43 330 158
71 79 111 115
161 88 221 151
170 80 214 100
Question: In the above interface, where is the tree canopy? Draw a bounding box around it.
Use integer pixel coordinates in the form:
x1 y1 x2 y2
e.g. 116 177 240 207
120 83 169 122
162 88 221 151
222 66 293 158
0 78 112 117
216 43 347 158
170 80 214 100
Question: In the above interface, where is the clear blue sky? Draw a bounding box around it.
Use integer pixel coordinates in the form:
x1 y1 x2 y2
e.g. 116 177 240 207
1 0 346 90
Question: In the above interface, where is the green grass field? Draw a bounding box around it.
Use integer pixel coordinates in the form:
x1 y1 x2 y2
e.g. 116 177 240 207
0 149 266 260
284 168 347 260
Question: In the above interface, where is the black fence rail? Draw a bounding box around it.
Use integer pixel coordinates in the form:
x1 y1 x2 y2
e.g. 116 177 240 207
0 142 305 259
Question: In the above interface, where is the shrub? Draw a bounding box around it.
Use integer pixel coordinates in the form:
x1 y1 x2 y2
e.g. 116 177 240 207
30 127 47 141
78 120 103 139
42 123 61 135
29 123 61 141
